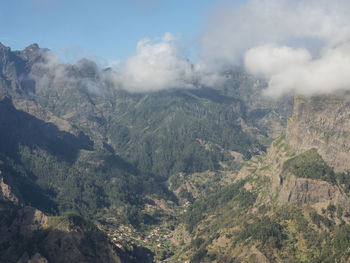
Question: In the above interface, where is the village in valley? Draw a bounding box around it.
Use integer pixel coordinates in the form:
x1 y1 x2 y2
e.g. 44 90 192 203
102 223 176 261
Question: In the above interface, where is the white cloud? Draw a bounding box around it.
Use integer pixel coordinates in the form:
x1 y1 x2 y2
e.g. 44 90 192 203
201 0 350 66
32 33 224 94
106 32 226 92
111 33 195 92
32 0 350 96
244 45 311 78
193 62 226 88
200 0 350 97
262 44 350 97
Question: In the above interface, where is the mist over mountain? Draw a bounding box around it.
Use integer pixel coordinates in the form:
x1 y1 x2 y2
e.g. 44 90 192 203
14 0 350 98
0 41 294 262
2 35 350 261
2 0 350 262
200 0 350 98
48 0 350 98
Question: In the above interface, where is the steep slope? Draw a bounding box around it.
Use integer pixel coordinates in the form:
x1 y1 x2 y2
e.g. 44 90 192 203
178 94 350 263
286 93 350 173
0 95 169 226
0 43 292 218
0 43 292 178
0 42 293 261
0 42 44 95
0 203 125 263
0 168 133 263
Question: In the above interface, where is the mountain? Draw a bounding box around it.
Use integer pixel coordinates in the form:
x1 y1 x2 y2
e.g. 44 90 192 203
178 93 350 262
0 42 297 262
0 42 292 214
4 42 350 262
0 202 125 263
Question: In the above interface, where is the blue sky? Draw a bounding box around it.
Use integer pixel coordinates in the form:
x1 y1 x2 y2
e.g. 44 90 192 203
0 0 241 61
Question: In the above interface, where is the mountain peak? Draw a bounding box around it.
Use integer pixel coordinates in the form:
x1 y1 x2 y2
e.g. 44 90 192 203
18 43 48 65
24 43 39 51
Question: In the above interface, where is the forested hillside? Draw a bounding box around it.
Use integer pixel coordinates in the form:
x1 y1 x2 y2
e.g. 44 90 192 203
0 43 292 223
0 43 296 262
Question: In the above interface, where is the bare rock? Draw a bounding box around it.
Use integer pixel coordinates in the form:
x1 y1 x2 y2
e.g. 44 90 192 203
286 94 350 173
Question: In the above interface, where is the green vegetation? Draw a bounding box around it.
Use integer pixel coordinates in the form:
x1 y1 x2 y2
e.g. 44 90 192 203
0 203 124 263
283 148 336 183
17 146 170 226
100 89 264 178
183 180 257 232
184 203 350 263
283 148 350 194
236 216 286 249
1 71 284 230
0 80 285 260
272 133 286 147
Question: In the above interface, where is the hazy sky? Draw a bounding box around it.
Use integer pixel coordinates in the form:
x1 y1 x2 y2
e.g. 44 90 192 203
0 0 242 61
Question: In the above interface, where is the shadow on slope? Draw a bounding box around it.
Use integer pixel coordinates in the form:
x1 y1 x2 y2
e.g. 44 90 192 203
188 87 241 104
0 96 93 164
0 203 154 263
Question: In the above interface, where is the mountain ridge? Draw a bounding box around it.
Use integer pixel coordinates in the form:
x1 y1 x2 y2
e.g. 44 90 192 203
0 42 307 262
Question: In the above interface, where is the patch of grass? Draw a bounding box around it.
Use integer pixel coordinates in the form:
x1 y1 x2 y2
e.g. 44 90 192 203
283 149 336 184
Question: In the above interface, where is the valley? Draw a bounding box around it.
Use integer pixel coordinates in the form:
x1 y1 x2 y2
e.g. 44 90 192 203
2 42 350 262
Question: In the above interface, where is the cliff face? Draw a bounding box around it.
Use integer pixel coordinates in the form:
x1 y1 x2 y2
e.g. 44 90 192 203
180 95 350 262
0 170 23 205
286 93 350 173
236 134 350 213
258 92 350 209
236 93 350 214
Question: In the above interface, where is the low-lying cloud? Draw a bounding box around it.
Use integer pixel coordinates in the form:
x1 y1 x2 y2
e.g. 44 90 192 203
32 51 106 93
105 33 225 92
113 0 350 96
32 0 350 97
32 34 224 94
201 0 350 97
110 33 195 92
245 44 350 97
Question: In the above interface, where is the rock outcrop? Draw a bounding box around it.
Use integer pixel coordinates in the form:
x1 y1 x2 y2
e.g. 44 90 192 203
286 93 350 173
237 92 350 212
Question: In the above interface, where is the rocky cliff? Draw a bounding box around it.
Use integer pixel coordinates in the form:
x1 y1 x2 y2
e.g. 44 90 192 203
244 93 350 211
177 93 350 262
286 93 350 173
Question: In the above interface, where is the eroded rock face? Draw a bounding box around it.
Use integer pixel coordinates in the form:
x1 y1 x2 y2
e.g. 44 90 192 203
286 93 350 173
237 131 350 212
277 174 347 207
